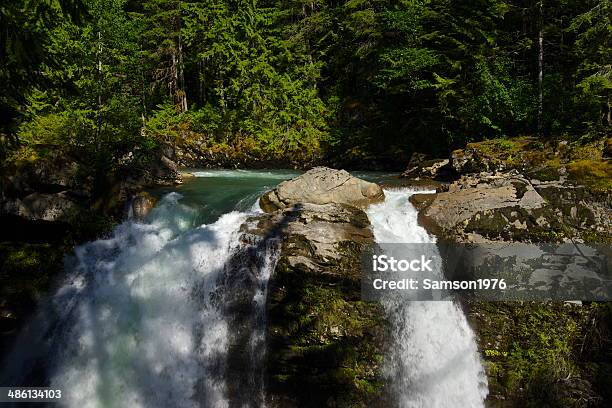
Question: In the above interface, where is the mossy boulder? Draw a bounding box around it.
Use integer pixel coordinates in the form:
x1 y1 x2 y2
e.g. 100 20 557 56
411 167 610 243
410 172 551 241
451 137 611 192
234 202 388 407
400 152 453 180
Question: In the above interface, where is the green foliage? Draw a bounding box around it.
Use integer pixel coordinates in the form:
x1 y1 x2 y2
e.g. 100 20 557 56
472 301 609 407
571 2 612 98
2 0 611 173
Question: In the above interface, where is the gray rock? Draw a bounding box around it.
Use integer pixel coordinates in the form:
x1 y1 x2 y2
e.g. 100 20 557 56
227 201 386 406
412 173 546 233
2 192 77 222
412 171 611 242
451 146 509 174
4 155 81 196
245 202 374 273
260 167 384 212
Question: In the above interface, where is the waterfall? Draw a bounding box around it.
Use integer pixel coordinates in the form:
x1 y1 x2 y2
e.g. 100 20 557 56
1 193 276 408
366 189 489 408
2 176 489 408
50 193 246 407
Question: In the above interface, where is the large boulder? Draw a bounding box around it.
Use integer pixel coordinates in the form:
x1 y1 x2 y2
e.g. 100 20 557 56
411 172 545 238
411 170 611 242
260 167 384 213
223 202 388 407
450 139 535 175
1 192 77 222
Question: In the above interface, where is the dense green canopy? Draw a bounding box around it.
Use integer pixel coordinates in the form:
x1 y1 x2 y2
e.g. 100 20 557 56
1 0 610 171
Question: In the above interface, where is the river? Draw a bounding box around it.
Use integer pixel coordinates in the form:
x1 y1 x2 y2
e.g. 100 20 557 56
0 169 487 407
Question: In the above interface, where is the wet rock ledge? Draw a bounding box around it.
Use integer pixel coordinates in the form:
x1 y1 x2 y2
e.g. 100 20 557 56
228 167 390 408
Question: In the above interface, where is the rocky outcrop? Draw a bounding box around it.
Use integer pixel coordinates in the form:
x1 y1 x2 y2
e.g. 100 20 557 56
256 204 386 407
247 203 374 272
409 139 612 407
128 192 158 220
2 153 82 197
225 171 389 408
142 148 182 187
449 139 535 175
411 170 611 242
260 167 384 213
400 153 452 180
1 145 181 224
412 172 545 229
1 192 78 222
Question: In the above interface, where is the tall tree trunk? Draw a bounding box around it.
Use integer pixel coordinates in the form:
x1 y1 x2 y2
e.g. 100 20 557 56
178 35 187 112
602 90 612 126
96 30 103 152
178 27 187 112
198 60 204 105
303 4 316 90
607 91 611 126
537 0 544 137
95 29 105 197
171 50 177 101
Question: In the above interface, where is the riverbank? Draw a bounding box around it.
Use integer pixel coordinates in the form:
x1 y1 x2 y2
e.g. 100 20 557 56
407 137 611 406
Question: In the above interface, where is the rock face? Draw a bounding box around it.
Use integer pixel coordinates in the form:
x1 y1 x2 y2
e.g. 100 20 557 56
226 171 389 408
260 167 384 213
128 192 158 220
411 170 611 242
410 140 612 407
411 172 545 238
1 145 181 224
253 205 386 407
1 192 78 222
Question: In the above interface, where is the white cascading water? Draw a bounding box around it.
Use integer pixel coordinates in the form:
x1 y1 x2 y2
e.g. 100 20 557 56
2 176 488 408
35 193 273 408
366 189 489 408
49 193 241 407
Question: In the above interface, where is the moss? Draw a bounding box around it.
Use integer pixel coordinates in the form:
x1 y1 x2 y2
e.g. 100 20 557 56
458 137 612 192
462 138 551 175
0 241 68 333
579 230 612 245
527 158 562 181
267 255 387 407
567 159 612 192
468 301 610 407
468 138 530 156
568 143 604 161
